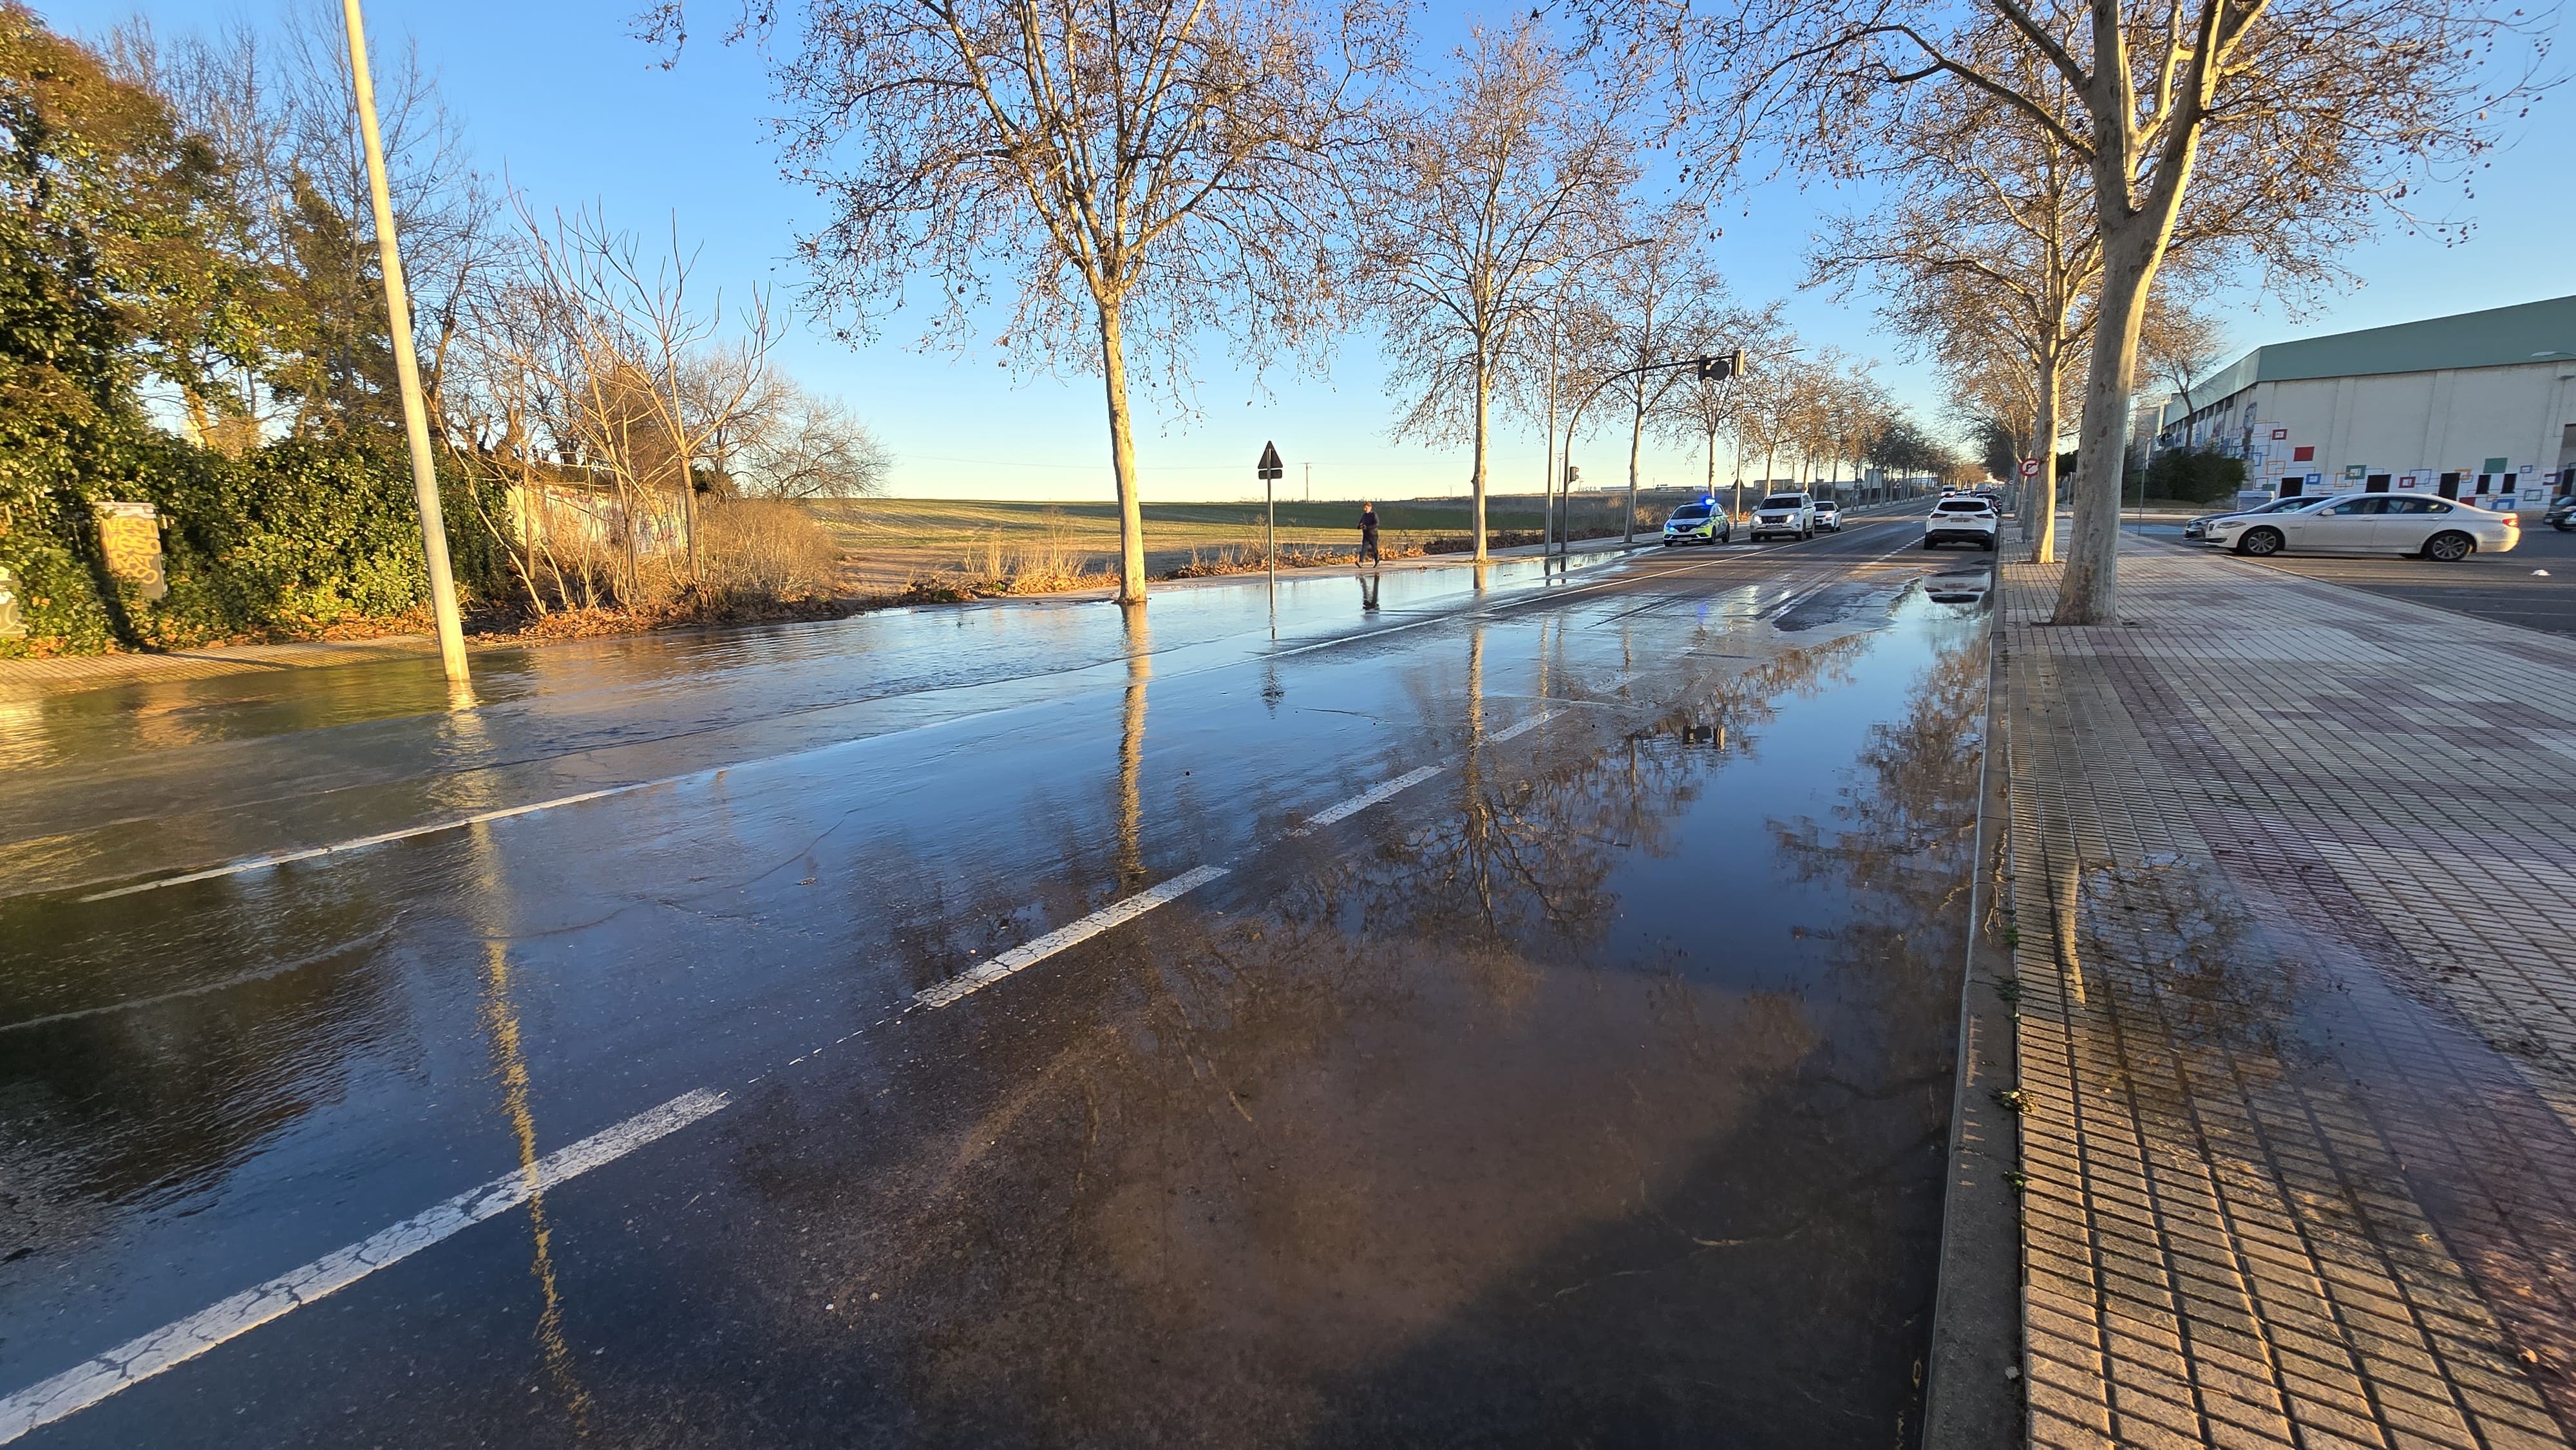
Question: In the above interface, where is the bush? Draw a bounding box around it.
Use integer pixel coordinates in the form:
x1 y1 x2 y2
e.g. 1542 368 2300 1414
1 427 517 656
2146 448 2247 505
696 497 842 601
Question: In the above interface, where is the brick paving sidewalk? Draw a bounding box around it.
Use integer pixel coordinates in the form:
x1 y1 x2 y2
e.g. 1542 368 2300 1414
2005 537 2576 1447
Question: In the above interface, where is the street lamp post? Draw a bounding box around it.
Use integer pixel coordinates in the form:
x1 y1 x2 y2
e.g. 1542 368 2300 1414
341 0 468 686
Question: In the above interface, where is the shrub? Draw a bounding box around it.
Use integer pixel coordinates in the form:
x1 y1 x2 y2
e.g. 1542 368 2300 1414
2146 448 2248 505
697 496 842 602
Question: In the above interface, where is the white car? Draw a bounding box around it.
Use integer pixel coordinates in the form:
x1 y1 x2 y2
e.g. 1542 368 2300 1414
1923 496 1999 551
1813 500 1844 532
2207 494 2520 561
1748 493 1816 541
2182 494 2322 541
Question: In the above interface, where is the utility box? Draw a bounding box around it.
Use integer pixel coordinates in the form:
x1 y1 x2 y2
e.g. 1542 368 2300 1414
92 502 167 602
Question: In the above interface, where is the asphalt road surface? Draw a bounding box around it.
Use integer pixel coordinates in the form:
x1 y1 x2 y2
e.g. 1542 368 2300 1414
0 513 1991 1449
2133 513 2576 636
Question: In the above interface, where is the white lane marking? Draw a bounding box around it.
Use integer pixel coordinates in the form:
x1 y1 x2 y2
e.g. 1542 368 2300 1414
74 783 658 903
1486 670 1642 744
1491 710 1562 742
0 1088 728 1445
1287 766 1444 836
913 865 1228 1010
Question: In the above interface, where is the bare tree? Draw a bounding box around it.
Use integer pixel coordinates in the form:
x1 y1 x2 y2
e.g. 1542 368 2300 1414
1592 0 2550 620
1656 301 1788 507
1354 19 1634 561
2139 303 2228 452
733 378 893 499
641 0 1401 603
441 205 778 607
1571 205 1734 541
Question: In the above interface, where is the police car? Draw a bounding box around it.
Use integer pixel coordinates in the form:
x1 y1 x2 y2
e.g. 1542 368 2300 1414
1661 499 1732 546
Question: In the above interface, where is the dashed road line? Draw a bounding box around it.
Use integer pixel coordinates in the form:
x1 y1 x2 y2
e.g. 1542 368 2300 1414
0 1088 730 1445
1289 766 1445 836
73 784 659 903
912 864 1231 1010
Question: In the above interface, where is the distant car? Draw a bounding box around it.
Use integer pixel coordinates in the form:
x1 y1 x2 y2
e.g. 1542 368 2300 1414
1660 500 1732 547
1812 500 1844 532
2182 494 2319 541
2548 496 2576 532
1749 493 1816 541
2206 494 2519 560
1924 496 1999 551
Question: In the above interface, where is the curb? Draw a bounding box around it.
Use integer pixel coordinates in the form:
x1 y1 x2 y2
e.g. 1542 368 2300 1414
1920 599 2028 1447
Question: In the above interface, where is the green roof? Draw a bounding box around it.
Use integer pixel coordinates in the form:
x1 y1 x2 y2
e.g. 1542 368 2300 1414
2186 294 2576 405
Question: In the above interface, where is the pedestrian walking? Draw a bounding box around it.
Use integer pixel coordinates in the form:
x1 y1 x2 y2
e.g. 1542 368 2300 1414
1358 502 1381 567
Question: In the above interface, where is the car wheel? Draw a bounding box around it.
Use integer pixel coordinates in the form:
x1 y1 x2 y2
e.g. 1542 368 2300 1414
2422 531 2475 562
2237 527 2284 557
1922 538 1938 550
1981 538 1996 551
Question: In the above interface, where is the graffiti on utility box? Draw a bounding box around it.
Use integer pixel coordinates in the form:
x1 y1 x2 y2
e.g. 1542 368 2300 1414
92 502 167 602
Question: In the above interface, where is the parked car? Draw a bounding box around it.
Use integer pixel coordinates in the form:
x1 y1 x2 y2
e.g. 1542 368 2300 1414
2182 494 2323 541
1660 500 1732 547
2206 494 2519 560
1748 493 1816 541
1813 499 1844 532
2547 496 2576 532
1923 496 1999 551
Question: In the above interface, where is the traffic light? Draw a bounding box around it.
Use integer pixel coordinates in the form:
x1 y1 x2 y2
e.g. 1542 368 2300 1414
1696 349 1745 382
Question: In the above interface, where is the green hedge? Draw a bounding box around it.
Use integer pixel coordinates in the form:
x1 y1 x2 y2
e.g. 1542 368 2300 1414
2146 449 2248 506
1 428 508 657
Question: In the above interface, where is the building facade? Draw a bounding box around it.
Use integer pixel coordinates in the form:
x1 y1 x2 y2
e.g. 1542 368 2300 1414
2155 295 2576 511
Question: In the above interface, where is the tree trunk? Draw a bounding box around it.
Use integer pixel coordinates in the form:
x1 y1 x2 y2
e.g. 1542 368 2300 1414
1099 302 1148 603
1472 349 1493 563
2030 345 2063 563
2054 221 2161 623
1705 427 1718 495
1625 396 1643 543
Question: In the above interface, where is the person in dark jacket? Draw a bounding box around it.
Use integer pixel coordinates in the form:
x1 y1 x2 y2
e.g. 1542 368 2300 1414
1358 503 1381 565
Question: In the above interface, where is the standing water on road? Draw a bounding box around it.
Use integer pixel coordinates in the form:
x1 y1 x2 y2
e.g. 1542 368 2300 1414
1 546 1991 1448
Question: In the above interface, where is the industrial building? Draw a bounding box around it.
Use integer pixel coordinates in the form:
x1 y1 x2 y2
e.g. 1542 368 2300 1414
2155 294 2576 511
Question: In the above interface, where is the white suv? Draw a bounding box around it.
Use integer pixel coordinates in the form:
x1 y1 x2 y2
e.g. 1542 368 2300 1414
1749 493 1816 541
1924 496 1999 551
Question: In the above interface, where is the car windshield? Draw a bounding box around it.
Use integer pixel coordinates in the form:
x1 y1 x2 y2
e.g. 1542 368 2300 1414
1937 500 1988 513
1669 505 1710 521
1815 502 1839 512
1759 496 1804 509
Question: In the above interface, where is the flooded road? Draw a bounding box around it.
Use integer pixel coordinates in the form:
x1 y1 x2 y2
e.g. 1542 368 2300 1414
1 521 1992 1447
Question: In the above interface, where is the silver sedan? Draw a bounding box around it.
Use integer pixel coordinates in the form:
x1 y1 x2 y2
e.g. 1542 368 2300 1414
2207 494 2520 561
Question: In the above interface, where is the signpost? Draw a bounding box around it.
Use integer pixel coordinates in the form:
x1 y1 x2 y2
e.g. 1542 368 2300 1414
1258 442 1285 628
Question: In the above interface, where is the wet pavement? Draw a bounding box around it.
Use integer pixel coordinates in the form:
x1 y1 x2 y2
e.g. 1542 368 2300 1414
1 520 1994 1447
2006 538 2576 1448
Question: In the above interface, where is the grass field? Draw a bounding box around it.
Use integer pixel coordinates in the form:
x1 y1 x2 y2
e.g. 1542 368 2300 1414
808 491 1712 593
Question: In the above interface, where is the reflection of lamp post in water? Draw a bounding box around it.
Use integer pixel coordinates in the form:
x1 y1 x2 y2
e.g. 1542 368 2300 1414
458 809 595 1431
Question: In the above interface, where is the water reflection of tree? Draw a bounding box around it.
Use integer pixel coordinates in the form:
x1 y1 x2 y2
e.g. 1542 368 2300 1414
1768 633 1989 1062
710 626 1948 1448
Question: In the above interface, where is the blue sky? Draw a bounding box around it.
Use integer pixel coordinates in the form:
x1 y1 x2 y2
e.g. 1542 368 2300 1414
48 1 2573 502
